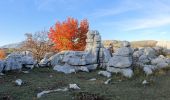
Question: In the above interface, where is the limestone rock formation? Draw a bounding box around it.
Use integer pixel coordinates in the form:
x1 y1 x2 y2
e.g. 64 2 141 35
1 52 36 72
51 30 111 74
107 41 134 78
133 47 170 75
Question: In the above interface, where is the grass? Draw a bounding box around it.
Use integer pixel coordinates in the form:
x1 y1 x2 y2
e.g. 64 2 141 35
1 67 170 100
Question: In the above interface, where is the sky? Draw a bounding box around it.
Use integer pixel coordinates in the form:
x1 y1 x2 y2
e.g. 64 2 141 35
0 0 170 46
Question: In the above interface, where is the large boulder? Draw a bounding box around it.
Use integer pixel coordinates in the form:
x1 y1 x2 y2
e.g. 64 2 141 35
106 41 134 78
114 47 133 56
108 56 132 68
4 53 23 71
144 47 157 58
53 64 76 74
39 52 54 67
3 52 36 71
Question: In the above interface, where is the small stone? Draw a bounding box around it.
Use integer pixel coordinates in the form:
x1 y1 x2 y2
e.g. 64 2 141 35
69 84 80 90
104 79 112 85
98 71 111 78
15 79 23 86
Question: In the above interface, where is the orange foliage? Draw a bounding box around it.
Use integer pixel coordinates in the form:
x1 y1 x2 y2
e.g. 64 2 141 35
0 50 6 60
48 17 89 51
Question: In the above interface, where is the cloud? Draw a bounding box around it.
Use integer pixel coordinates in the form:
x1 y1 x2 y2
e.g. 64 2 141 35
124 16 170 31
92 0 170 31
89 0 141 18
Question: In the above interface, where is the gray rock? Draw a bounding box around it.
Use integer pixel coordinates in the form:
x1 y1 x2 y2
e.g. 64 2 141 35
53 64 76 74
0 60 4 73
114 47 133 56
133 50 143 58
144 47 157 58
98 71 111 78
86 64 98 71
108 56 132 68
106 67 133 78
138 55 150 64
121 68 133 78
122 41 131 47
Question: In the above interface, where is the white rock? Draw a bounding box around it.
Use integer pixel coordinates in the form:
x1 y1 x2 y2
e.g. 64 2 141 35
106 67 122 73
104 79 112 85
53 64 76 74
143 66 153 75
37 88 68 98
144 47 157 58
37 90 51 98
76 66 89 72
114 47 133 56
89 78 97 81
15 79 23 86
157 62 168 68
138 55 150 64
121 68 133 78
22 71 29 74
133 50 143 58
98 71 112 78
142 80 149 85
69 84 80 90
86 64 98 71
108 56 132 68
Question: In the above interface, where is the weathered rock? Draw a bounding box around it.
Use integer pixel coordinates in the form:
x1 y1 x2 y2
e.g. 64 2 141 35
104 79 112 84
107 67 133 78
15 79 23 86
76 66 89 72
39 52 54 67
53 64 76 74
144 47 157 58
86 64 98 71
4 53 23 71
114 47 133 56
151 55 169 68
121 68 133 78
143 65 156 75
133 50 143 58
107 56 132 68
98 71 111 78
157 62 168 68
138 55 150 64
69 84 80 90
122 41 131 47
0 60 4 73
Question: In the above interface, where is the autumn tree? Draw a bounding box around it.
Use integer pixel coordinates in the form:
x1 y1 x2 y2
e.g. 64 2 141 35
21 30 54 61
48 17 89 51
0 49 6 60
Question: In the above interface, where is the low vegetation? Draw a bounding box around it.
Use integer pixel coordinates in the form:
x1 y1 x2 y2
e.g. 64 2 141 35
1 66 170 100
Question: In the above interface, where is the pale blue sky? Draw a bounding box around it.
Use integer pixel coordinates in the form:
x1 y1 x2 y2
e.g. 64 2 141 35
0 0 170 46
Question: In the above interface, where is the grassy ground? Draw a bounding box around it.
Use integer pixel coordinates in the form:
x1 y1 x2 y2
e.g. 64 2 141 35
1 67 170 100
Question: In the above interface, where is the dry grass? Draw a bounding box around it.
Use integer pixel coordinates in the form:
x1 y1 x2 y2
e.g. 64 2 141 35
1 67 170 100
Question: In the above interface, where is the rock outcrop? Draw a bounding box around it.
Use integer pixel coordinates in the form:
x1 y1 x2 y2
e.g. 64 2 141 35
107 41 134 78
133 47 170 75
0 51 36 73
50 30 111 74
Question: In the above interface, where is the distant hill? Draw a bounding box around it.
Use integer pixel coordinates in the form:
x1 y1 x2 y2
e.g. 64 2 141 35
0 42 23 49
103 40 158 48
